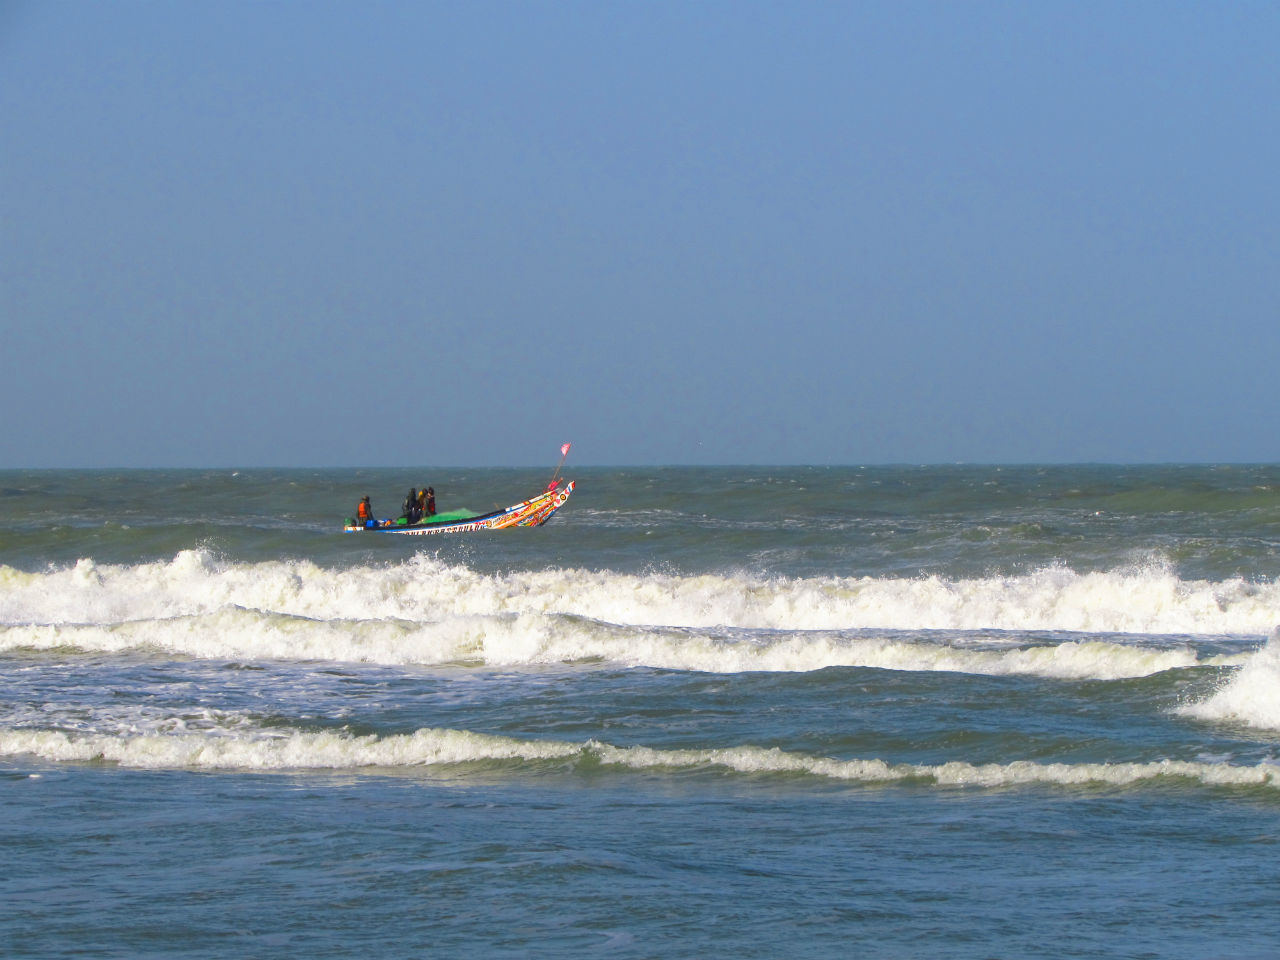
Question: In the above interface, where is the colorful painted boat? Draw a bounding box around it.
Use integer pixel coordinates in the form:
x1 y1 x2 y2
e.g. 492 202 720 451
343 481 575 536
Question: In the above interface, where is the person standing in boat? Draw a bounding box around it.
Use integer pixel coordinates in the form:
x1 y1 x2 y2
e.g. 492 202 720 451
357 496 375 528
402 487 422 524
425 487 436 516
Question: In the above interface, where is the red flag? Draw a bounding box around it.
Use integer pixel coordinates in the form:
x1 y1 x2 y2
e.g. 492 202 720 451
560 442 571 458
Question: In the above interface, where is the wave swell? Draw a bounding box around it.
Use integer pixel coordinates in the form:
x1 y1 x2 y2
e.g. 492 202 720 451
2 549 1277 637
4 724 1277 792
0 609 1231 680
1180 630 1280 730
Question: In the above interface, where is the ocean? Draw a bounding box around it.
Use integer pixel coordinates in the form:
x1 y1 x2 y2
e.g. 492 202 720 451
2 465 1279 958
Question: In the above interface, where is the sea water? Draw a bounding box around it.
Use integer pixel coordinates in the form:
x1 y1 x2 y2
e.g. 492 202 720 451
2 465 1279 958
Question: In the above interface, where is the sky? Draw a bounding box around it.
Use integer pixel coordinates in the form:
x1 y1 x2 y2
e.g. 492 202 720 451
2 0 1278 467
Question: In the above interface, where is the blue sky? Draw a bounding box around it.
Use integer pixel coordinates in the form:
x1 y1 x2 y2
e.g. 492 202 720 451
3 1 1277 467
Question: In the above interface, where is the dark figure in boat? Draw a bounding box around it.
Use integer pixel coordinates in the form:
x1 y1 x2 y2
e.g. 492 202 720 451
402 487 423 524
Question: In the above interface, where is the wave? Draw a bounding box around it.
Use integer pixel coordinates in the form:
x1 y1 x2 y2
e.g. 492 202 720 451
0 608 1235 679
3 724 1277 792
3 549 1278 637
2 549 1274 683
1180 629 1280 730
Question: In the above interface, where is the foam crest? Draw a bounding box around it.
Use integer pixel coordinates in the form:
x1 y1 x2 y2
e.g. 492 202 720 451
1181 630 1280 730
3 724 1277 792
0 608 481 665
548 630 1214 679
0 611 1219 679
0 726 579 771
593 743 1280 790
2 552 1276 679
4 551 1279 638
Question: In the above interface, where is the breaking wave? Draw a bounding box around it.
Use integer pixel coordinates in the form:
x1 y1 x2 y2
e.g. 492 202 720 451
1 550 1274 681
1180 629 1280 730
0 610 1234 679
3 549 1277 634
3 723 1278 792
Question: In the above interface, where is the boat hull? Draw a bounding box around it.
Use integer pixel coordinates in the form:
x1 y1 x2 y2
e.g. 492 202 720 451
343 481 574 536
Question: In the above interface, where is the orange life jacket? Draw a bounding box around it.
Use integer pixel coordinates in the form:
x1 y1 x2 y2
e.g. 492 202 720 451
357 501 372 522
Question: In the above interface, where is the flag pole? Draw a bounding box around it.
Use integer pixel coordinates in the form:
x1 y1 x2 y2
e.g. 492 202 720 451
548 442 572 490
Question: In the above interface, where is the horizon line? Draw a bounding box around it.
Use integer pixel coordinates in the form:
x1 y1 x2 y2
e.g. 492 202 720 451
3 461 1279 471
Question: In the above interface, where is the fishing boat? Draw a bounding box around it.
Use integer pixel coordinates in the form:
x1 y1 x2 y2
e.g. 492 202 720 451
343 481 575 536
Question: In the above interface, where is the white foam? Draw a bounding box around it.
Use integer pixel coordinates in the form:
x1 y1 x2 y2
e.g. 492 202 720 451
3 702 254 738
2 724 1276 792
0 550 1266 677
0 612 1226 679
0 726 580 771
593 743 1280 790
1181 629 1280 731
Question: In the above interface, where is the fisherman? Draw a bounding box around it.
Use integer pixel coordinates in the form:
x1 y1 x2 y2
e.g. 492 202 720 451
357 496 375 528
402 487 422 524
425 487 436 516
